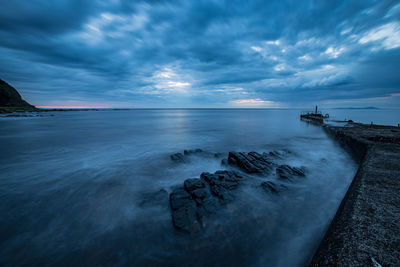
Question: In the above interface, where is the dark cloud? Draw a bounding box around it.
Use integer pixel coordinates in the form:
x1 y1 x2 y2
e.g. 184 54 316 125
0 0 399 107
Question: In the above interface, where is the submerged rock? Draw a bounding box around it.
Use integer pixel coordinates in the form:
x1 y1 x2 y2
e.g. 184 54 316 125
183 148 203 155
227 151 275 174
170 152 185 163
170 149 223 163
269 149 292 159
139 188 168 207
276 165 306 180
260 181 288 193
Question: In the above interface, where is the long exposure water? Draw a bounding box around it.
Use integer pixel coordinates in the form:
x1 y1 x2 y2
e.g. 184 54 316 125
1 108 388 266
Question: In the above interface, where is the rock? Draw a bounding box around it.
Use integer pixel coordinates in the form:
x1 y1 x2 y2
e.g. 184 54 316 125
171 149 220 163
269 149 292 158
261 181 288 193
183 148 203 155
200 170 242 202
170 152 185 162
276 165 305 180
184 178 206 192
269 151 283 158
183 178 211 206
169 188 202 233
0 79 35 108
169 170 244 233
228 151 275 174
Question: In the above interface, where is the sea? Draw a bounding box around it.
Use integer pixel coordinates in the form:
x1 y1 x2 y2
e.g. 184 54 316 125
0 108 398 266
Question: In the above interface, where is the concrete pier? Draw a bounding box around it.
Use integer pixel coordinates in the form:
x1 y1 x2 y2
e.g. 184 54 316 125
309 122 400 266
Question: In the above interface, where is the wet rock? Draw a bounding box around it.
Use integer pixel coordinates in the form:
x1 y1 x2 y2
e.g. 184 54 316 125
183 178 212 206
228 151 275 174
184 178 206 192
276 165 305 180
261 181 288 193
200 170 242 202
170 152 185 162
169 188 202 233
169 170 244 233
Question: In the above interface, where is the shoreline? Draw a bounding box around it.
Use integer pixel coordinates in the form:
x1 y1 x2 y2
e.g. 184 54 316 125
304 118 400 266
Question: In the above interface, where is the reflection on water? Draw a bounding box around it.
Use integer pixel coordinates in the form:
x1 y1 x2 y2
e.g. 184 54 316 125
0 109 360 266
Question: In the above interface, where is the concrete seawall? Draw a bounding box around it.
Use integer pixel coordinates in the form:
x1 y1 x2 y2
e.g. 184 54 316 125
309 122 400 266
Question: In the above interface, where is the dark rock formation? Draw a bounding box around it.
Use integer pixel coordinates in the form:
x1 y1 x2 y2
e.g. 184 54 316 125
169 150 306 233
0 79 35 108
170 187 202 233
170 153 185 163
200 170 243 202
169 170 242 233
170 149 221 163
276 165 305 180
260 181 288 193
309 122 400 266
183 149 203 155
227 151 275 174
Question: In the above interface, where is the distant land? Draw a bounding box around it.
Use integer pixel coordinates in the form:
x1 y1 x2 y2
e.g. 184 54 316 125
331 107 379 110
0 79 36 110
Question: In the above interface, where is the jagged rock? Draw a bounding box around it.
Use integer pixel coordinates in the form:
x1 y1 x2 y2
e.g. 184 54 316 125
261 181 288 193
169 170 243 233
228 151 275 174
169 188 202 233
276 165 306 180
184 178 206 192
200 170 242 202
170 152 185 162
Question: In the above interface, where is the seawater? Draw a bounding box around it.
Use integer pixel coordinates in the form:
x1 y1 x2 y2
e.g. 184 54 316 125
0 108 370 266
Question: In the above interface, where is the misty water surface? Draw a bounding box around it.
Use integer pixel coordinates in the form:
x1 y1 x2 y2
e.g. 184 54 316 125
0 109 361 266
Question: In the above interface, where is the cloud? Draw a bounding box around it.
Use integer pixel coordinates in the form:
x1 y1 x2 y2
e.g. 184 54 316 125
359 22 400 50
0 0 399 108
230 98 279 107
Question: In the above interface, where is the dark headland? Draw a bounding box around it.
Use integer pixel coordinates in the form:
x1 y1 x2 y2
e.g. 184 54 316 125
302 114 400 266
0 79 36 111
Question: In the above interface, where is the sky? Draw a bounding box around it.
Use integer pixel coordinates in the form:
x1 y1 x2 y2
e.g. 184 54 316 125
0 0 399 108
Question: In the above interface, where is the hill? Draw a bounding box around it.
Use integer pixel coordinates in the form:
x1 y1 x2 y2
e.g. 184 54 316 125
0 79 35 109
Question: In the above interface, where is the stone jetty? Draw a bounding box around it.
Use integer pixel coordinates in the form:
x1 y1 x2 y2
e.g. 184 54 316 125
308 121 400 266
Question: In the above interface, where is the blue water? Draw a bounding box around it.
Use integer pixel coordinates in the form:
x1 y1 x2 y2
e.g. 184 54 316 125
325 108 399 126
0 108 370 266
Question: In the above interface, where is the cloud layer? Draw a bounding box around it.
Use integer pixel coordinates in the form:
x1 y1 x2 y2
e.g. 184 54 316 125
0 0 399 107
